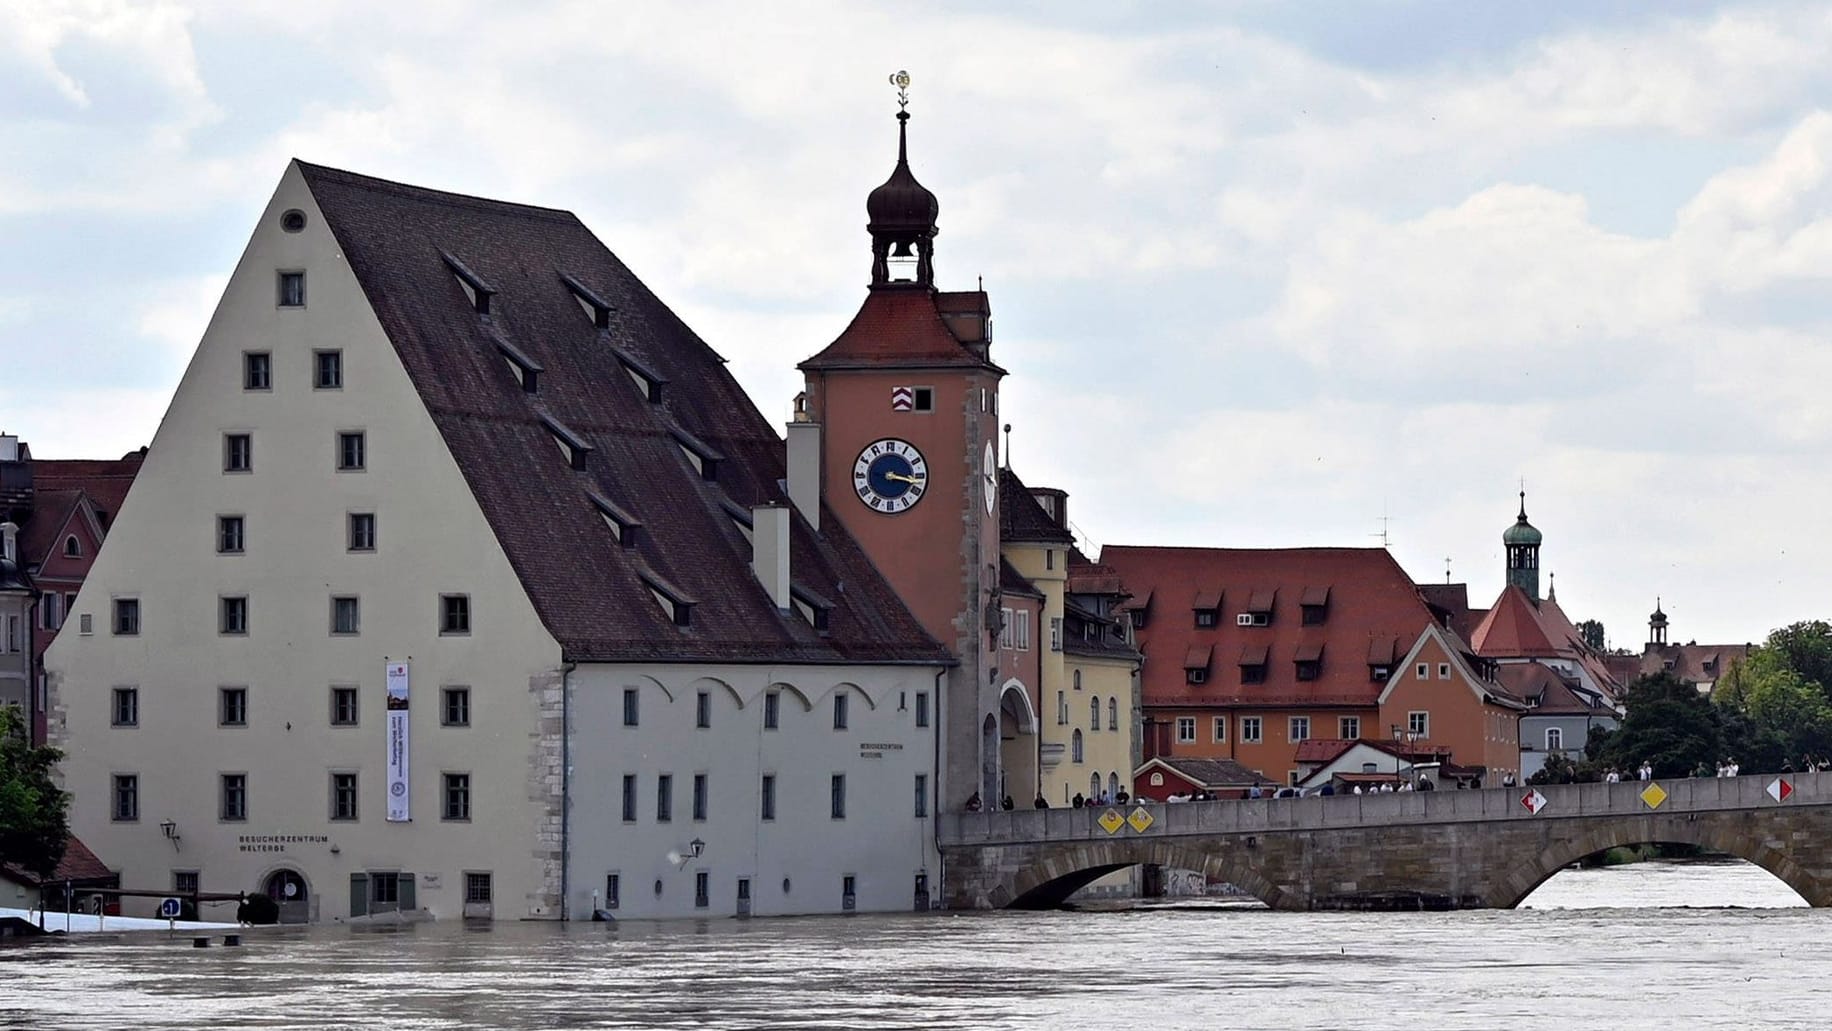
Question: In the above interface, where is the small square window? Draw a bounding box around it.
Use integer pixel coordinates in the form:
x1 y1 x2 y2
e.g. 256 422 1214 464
220 596 248 636
112 598 140 636
1437 663 1451 680
1416 663 1430 679
442 772 472 821
442 687 470 727
912 387 934 411
219 686 248 727
1340 716 1361 739
277 271 306 308
1408 711 1430 737
348 513 376 552
223 433 252 473
331 772 359 821
439 594 470 635
173 871 200 895
314 350 343 390
111 687 138 727
337 431 366 471
464 872 492 905
331 686 360 726
111 774 139 822
217 515 245 555
220 773 248 821
243 352 272 391
1194 610 1217 628
331 595 360 636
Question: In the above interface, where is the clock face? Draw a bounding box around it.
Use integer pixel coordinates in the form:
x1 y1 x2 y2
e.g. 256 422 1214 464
983 441 998 514
853 438 928 513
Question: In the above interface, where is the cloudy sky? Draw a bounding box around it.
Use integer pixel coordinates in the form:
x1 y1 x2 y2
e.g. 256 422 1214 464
4 0 1829 648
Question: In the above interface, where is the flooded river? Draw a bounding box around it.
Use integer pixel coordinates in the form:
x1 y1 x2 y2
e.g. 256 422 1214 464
2 860 1821 1030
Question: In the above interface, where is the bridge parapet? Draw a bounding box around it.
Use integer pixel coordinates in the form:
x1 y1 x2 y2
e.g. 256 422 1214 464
939 773 1821 847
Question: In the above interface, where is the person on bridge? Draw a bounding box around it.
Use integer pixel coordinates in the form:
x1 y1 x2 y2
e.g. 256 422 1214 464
1000 795 1014 810
1072 793 1085 808
1034 794 1049 809
965 792 983 812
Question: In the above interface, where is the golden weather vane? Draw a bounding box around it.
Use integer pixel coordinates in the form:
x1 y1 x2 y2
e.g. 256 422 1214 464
889 70 910 110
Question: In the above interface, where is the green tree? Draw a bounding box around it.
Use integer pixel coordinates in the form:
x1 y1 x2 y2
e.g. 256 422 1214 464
1576 619 1606 652
0 706 68 878
1713 635 1832 772
1590 671 1721 779
1761 621 1832 700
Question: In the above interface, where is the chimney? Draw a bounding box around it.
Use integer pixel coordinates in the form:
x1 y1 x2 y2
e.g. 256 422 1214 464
1 521 16 563
786 419 821 532
751 504 791 610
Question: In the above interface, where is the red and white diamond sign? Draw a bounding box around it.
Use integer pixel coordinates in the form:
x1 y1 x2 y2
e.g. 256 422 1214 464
891 386 914 411
1767 777 1793 802
1521 789 1549 814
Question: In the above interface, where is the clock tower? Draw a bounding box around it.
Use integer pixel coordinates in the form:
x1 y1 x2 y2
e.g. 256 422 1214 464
797 83 1005 809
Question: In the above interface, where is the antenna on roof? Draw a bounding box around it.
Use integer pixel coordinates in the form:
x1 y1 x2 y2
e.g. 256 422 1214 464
1445 557 1452 584
1370 509 1392 549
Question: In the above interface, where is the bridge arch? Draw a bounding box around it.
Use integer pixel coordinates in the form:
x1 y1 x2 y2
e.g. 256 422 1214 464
1003 839 1288 910
1493 817 1832 908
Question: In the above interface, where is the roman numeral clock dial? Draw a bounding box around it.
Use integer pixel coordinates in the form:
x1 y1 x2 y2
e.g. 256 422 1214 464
853 438 928 514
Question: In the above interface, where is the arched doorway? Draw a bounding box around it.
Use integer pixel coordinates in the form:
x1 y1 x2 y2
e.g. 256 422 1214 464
264 868 312 924
998 679 1038 806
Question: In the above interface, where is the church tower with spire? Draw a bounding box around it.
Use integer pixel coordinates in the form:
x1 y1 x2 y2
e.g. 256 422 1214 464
796 75 1006 809
1503 492 1543 601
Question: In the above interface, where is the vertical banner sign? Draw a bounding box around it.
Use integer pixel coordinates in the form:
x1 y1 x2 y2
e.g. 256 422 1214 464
385 661 411 822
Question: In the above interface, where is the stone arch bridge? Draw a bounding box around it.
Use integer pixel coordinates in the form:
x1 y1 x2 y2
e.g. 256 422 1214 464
938 774 1832 910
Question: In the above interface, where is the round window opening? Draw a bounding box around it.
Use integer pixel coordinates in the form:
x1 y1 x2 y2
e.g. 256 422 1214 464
781 877 792 894
280 209 307 233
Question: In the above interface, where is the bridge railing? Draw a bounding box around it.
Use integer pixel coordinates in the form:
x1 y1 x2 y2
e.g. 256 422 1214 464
938 772 1826 847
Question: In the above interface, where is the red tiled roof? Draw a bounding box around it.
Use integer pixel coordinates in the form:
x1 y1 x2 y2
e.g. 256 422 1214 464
1 835 115 887
1100 546 1438 709
1064 549 1126 596
1470 586 1562 658
999 557 1043 599
300 163 946 665
17 453 145 567
799 288 1000 371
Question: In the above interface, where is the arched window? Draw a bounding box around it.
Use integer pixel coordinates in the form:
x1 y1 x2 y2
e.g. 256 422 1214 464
1073 669 1082 690
1090 696 1100 729
1108 772 1120 798
1090 773 1101 798
64 535 80 558
1108 698 1118 731
1072 729 1083 763
1546 727 1563 752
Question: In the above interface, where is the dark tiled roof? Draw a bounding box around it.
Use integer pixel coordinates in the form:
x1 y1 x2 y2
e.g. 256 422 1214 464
1418 582 1483 640
1633 642 1751 684
299 163 946 665
998 467 1076 545
1101 545 1437 709
1064 548 1125 596
17 452 145 567
999 557 1043 600
1140 756 1262 787
799 288 1001 371
1496 661 1614 716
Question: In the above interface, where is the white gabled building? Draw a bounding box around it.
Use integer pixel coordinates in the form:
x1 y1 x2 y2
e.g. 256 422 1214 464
47 160 949 923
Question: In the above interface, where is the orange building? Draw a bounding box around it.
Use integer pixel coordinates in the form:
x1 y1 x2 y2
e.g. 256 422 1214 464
1377 623 1527 784
1103 546 1442 786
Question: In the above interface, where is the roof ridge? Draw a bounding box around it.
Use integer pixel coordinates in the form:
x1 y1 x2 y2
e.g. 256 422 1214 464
295 160 580 223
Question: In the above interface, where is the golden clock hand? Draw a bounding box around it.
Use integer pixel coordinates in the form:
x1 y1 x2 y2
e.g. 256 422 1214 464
884 471 923 485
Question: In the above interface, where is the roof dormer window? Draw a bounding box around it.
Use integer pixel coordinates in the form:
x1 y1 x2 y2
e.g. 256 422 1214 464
588 491 640 548
1192 589 1220 629
491 333 542 393
670 427 722 481
640 571 695 627
1300 585 1330 625
540 413 593 471
1184 644 1213 685
560 272 613 329
440 251 495 316
613 347 667 404
791 585 834 633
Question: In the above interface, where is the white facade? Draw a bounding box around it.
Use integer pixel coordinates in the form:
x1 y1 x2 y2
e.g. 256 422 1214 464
567 663 941 919
46 163 944 923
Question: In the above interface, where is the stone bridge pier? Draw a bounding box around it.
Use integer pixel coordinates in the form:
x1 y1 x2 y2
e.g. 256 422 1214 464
938 774 1832 911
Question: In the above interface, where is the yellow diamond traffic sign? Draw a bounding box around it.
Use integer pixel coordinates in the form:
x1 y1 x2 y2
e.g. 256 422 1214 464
1640 782 1668 809
1097 809 1125 835
1127 806 1155 833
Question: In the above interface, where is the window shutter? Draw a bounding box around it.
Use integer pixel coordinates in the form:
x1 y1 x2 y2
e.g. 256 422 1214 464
349 873 369 918
398 872 416 911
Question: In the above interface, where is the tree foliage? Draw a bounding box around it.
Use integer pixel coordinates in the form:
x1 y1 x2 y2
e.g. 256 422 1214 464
1576 619 1606 652
1589 671 1722 779
1714 621 1832 771
0 706 69 878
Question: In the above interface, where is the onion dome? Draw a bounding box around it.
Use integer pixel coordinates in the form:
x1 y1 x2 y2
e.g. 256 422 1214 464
866 111 939 236
1502 492 1542 547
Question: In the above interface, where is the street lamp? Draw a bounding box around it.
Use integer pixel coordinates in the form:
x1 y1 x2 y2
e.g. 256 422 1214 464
159 819 181 851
